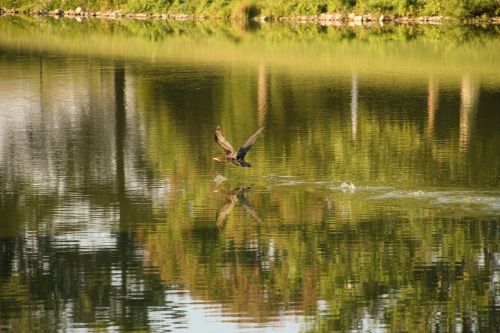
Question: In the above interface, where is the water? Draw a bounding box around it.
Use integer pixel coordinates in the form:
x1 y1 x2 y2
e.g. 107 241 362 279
0 16 499 332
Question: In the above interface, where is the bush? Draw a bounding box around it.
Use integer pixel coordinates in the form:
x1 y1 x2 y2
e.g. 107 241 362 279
327 0 356 12
231 1 260 20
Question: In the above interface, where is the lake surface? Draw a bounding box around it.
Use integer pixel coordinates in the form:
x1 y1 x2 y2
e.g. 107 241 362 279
0 16 499 332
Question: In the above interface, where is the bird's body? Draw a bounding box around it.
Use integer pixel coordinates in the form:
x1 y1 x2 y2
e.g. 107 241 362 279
213 126 263 167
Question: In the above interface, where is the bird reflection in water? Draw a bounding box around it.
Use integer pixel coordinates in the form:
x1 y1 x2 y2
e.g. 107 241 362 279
214 187 262 228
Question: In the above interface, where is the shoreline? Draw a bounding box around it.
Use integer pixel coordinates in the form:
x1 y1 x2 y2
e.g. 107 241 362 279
2 7 500 26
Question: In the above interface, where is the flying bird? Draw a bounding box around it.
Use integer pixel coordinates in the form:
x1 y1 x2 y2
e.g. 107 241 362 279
213 126 264 167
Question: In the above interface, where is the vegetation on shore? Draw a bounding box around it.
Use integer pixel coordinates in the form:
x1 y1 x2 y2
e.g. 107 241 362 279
1 0 500 19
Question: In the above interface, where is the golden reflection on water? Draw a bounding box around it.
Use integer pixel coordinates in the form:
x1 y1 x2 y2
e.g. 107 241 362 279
257 62 268 128
350 73 358 141
427 76 439 138
459 75 480 152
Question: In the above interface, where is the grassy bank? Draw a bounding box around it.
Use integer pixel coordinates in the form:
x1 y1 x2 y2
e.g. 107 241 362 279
1 0 500 19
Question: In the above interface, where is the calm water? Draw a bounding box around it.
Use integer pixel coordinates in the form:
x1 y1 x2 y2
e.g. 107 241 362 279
0 16 499 332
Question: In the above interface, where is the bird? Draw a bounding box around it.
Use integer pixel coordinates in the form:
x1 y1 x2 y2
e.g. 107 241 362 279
213 126 264 167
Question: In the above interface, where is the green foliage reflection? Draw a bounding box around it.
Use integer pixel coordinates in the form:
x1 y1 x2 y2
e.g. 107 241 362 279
0 16 499 332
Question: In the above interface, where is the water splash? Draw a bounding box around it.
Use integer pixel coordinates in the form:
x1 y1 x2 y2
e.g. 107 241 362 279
213 174 228 185
370 189 500 214
339 181 356 193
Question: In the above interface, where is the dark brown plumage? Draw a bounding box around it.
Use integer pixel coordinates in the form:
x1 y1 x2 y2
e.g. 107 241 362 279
213 126 264 167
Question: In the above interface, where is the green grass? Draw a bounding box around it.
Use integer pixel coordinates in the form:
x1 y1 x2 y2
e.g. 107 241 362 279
1 0 500 18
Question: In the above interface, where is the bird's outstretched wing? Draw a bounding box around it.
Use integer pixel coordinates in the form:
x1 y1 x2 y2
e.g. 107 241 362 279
236 127 264 160
214 126 236 157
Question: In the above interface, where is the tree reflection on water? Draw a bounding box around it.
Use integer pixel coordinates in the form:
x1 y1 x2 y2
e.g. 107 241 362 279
0 17 499 332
